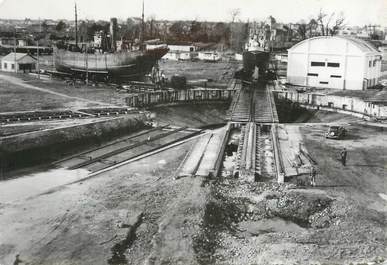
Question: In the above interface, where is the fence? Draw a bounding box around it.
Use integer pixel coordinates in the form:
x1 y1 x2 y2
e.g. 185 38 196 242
125 89 236 108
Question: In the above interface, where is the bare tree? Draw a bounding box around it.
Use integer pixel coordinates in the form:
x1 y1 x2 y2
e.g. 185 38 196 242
329 12 345 36
229 8 241 23
308 18 318 37
316 9 345 36
317 9 327 36
296 20 308 40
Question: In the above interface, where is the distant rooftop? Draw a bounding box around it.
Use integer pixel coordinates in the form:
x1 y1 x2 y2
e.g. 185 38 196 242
1 52 36 61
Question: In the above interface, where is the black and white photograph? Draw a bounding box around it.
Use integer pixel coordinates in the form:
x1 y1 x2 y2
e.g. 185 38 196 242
0 0 386 264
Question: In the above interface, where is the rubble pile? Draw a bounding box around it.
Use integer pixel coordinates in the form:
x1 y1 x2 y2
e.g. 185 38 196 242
262 190 334 228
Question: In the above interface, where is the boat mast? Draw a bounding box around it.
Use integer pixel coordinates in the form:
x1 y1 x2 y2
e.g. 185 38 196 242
75 2 78 48
140 0 144 46
37 18 40 79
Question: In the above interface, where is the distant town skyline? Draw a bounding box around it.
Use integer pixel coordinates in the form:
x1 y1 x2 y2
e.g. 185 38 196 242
0 0 386 27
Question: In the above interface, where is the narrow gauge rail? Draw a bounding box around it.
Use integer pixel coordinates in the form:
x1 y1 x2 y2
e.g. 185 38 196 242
55 125 170 164
230 80 280 181
0 107 135 124
228 81 278 124
234 123 277 181
253 83 279 123
254 124 276 180
57 125 203 173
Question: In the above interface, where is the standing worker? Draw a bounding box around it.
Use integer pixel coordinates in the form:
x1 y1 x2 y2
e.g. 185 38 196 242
13 254 24 265
310 166 317 187
340 148 348 166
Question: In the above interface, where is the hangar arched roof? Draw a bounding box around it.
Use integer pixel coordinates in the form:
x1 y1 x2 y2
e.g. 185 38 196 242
289 36 379 54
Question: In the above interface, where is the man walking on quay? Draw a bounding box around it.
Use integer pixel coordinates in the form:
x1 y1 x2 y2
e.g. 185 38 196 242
340 148 348 166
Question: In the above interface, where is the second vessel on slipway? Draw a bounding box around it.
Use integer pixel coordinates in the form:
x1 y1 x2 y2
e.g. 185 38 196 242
242 28 270 79
54 3 169 81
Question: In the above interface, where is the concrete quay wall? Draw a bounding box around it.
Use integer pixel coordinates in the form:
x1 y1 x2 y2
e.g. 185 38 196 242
0 113 147 175
275 91 387 120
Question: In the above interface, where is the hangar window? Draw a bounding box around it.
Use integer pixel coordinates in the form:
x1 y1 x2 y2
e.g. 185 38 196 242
330 75 342 78
307 73 318 76
311 61 325 67
320 81 329 84
327 62 340 67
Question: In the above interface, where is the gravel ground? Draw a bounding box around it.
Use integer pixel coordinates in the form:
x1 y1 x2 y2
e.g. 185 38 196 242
159 60 242 82
0 78 385 265
151 103 229 128
0 60 238 113
0 141 199 265
195 122 386 265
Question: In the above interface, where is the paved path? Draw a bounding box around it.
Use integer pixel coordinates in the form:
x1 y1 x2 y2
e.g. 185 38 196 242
0 74 113 107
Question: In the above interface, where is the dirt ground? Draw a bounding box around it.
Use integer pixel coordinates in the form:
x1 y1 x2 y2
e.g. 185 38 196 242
0 103 227 265
151 103 229 128
0 140 210 265
159 60 241 82
195 121 386 265
0 72 124 112
0 117 119 137
0 89 386 265
0 59 239 113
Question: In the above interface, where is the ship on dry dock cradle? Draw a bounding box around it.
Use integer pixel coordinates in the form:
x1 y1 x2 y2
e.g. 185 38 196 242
54 3 169 81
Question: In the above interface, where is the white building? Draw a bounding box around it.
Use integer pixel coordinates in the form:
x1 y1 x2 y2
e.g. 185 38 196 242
1 53 37 72
162 51 192 61
198 51 221 62
235 53 243 61
161 44 196 61
287 36 382 90
167 44 196 52
379 46 387 61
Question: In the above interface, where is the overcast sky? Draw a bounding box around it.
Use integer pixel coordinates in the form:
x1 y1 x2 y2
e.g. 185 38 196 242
0 0 386 26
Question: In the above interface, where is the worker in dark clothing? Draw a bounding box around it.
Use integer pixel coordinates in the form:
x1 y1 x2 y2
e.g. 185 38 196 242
340 148 348 166
13 254 23 265
310 166 317 187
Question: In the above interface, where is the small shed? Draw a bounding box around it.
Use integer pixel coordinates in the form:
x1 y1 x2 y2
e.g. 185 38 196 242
198 51 221 62
1 52 37 73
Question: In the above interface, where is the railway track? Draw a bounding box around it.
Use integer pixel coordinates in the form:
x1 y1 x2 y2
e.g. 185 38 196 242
234 123 277 181
229 80 281 181
57 125 203 173
228 81 279 124
0 107 136 123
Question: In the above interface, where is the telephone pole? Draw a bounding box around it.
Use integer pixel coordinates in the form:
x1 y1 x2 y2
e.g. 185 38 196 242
37 18 41 79
140 0 144 46
14 28 17 73
75 3 78 48
85 44 89 85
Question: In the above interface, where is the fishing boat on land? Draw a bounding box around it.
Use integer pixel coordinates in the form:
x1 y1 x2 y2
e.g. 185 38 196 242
54 45 169 81
54 3 168 81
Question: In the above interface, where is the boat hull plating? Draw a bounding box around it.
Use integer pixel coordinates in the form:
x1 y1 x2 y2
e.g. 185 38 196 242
54 47 169 80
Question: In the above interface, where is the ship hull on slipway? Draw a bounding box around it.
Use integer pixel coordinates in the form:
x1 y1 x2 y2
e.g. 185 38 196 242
243 50 270 76
54 47 169 81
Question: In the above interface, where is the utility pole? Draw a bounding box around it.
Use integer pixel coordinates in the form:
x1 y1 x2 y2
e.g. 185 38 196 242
75 3 78 48
37 18 41 79
85 44 89 85
140 0 144 46
14 27 17 73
